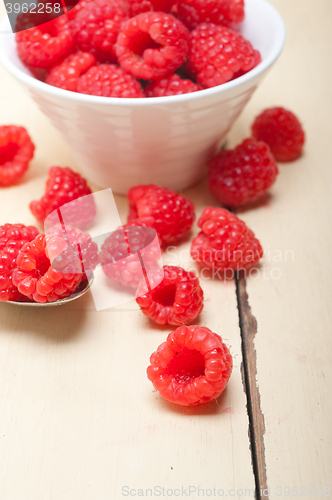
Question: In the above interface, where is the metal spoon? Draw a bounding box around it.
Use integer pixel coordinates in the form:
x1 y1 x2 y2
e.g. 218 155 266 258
6 276 94 307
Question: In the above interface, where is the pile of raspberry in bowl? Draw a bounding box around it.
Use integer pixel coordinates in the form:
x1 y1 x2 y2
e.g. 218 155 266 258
15 0 262 97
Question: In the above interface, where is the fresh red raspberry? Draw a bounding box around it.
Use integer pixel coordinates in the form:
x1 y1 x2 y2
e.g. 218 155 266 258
147 325 232 406
66 0 91 20
176 0 244 30
27 65 47 82
145 73 203 96
15 17 74 68
45 52 96 92
127 0 175 16
187 23 261 88
71 0 129 63
0 224 39 302
46 224 99 280
100 222 160 288
115 12 189 80
127 184 195 245
77 64 144 97
251 107 305 162
12 233 83 303
0 223 39 252
208 138 279 207
29 166 96 229
136 265 204 325
0 126 35 186
191 207 263 271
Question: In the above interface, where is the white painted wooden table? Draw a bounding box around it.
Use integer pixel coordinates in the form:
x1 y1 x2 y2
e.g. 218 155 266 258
0 1 331 499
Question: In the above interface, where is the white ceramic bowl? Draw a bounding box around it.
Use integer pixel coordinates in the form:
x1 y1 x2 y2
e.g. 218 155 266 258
0 0 285 194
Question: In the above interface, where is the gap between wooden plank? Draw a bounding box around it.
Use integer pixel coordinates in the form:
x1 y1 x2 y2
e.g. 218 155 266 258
236 273 269 500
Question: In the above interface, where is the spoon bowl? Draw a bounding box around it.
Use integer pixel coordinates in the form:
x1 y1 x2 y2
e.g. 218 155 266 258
6 276 94 307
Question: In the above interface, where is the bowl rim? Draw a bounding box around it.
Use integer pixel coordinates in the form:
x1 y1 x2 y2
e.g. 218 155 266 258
0 0 286 107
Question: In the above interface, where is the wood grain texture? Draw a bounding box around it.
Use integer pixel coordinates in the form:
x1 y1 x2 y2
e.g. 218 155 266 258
237 276 268 499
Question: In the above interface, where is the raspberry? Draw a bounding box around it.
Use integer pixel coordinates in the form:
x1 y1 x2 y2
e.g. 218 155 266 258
208 138 279 207
15 17 74 68
176 0 244 30
66 0 91 20
29 166 96 229
187 23 261 88
191 207 263 270
0 223 39 252
115 12 189 80
251 107 305 162
127 184 195 245
27 65 47 82
100 222 160 288
147 325 232 406
0 126 35 186
12 233 83 303
0 224 39 302
46 52 96 92
77 64 144 97
145 73 203 96
127 0 175 16
71 0 129 63
46 224 99 280
136 265 204 325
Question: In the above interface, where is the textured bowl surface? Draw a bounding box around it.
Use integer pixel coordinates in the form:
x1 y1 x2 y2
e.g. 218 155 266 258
0 0 285 193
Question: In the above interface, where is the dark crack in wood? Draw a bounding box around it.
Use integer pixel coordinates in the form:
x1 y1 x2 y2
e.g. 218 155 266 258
236 273 269 500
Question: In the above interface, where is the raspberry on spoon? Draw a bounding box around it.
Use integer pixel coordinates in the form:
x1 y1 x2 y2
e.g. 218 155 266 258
46 224 99 281
0 223 39 302
12 233 83 303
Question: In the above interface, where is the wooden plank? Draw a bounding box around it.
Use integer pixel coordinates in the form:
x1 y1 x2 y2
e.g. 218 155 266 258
236 276 268 498
0 10 256 499
230 0 332 495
